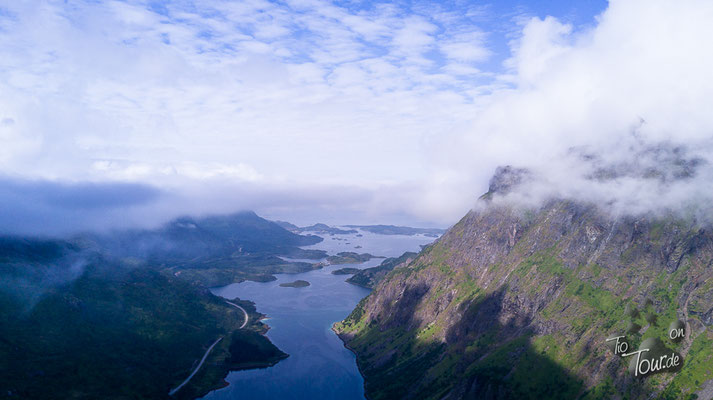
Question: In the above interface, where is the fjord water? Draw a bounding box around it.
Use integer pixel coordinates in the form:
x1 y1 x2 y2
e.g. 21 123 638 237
200 229 436 400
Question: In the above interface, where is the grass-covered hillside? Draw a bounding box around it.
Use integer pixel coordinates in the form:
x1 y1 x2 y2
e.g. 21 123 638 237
335 199 713 400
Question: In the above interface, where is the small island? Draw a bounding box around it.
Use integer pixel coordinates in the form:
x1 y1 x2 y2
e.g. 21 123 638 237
332 267 361 275
279 280 311 288
326 252 384 265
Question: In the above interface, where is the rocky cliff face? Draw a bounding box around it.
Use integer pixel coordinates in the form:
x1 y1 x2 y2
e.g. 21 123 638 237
335 174 713 399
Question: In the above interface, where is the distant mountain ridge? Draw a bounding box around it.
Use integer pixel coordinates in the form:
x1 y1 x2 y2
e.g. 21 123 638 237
90 211 322 261
275 221 446 238
274 221 357 235
300 223 358 235
79 211 326 287
344 225 445 237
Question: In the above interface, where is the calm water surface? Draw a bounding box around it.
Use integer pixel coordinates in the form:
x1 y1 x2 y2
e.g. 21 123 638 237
200 229 436 400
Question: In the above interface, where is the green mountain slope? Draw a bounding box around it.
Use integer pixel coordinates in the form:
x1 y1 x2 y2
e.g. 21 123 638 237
0 211 322 399
336 179 713 399
0 237 286 399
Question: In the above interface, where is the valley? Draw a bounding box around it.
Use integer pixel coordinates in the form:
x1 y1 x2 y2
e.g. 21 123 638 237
200 226 437 400
0 214 440 400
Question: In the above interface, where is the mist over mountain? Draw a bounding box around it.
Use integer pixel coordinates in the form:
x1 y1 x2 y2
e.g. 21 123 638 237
0 237 94 311
0 176 446 237
482 137 713 222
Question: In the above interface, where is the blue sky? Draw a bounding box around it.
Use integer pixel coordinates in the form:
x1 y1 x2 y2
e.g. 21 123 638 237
1 0 712 233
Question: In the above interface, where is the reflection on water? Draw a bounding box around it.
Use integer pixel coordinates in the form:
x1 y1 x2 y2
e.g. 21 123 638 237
200 229 436 400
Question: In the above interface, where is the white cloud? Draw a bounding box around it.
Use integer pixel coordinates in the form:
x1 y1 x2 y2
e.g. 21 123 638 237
440 32 491 62
435 0 713 220
0 1 491 195
4 0 711 229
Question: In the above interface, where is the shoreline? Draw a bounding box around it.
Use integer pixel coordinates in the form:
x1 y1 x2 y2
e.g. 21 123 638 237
331 325 373 400
188 299 287 399
199 231 431 400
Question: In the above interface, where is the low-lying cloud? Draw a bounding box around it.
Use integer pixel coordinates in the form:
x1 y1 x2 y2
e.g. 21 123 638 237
0 176 450 236
0 178 164 235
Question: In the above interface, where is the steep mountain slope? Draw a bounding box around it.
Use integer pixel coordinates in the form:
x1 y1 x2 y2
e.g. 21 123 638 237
336 174 713 399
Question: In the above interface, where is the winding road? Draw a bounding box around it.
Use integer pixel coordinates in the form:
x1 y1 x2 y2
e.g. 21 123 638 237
168 337 224 396
168 301 249 396
225 301 249 329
